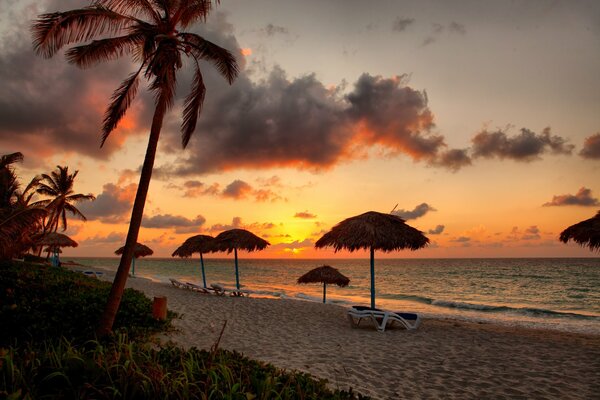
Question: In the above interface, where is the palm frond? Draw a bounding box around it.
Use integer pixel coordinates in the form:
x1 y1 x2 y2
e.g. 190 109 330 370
176 0 213 27
0 152 24 169
180 61 206 148
66 33 145 68
0 207 48 258
64 203 89 222
94 0 162 23
67 193 96 203
37 182 59 196
32 6 133 59
101 67 143 146
179 32 238 83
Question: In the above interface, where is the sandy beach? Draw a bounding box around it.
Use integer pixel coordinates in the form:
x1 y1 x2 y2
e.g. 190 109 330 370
92 270 600 399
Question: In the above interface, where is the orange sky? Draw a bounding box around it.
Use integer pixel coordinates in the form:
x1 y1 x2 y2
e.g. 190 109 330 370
1 1 598 259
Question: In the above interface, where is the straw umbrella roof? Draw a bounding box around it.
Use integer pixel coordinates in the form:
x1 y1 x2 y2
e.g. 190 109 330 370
315 211 429 252
44 247 62 253
115 242 153 258
211 229 270 253
172 235 215 257
559 210 600 252
38 232 78 248
297 265 350 287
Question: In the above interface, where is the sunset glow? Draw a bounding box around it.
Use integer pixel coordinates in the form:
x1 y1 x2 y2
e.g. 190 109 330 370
1 0 598 259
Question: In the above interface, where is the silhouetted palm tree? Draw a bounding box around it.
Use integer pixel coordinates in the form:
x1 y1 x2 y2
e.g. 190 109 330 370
35 166 96 233
0 153 47 259
32 0 238 335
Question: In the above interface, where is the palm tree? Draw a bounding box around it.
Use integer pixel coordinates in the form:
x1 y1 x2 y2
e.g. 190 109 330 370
32 0 239 336
34 166 96 233
0 153 48 260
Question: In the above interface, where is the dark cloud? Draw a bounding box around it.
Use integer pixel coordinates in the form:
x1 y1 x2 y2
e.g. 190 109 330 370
522 226 541 240
162 69 467 174
432 149 472 171
579 133 600 159
543 187 599 207
448 22 467 35
79 183 136 223
472 127 573 161
80 232 126 245
205 217 275 235
428 225 445 235
142 214 206 233
294 211 317 219
222 180 253 199
270 239 314 252
450 236 471 243
0 0 154 161
392 17 415 32
392 203 436 220
261 23 289 36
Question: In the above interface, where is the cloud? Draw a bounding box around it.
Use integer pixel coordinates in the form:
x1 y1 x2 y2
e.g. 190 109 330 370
162 69 468 174
431 149 472 171
80 232 126 245
392 203 436 220
205 217 275 235
428 225 445 235
472 127 574 161
222 180 253 199
294 211 317 219
270 238 314 253
579 133 600 159
142 214 206 233
78 183 136 223
392 17 415 32
450 236 471 246
543 187 599 207
521 226 541 240
448 22 466 35
0 0 154 161
261 23 289 36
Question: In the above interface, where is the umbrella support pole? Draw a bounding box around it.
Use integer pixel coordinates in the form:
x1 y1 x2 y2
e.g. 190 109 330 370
131 258 135 276
370 247 375 309
200 253 207 288
234 248 240 290
323 283 327 303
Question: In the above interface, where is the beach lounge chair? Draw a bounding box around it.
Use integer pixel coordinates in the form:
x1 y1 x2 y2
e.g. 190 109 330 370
170 278 189 289
229 289 250 297
210 284 226 296
185 282 212 294
348 305 421 332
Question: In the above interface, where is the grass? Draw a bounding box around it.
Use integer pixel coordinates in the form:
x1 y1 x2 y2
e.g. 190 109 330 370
0 261 369 399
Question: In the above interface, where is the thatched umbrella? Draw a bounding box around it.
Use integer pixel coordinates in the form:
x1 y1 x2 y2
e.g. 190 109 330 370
38 232 78 266
315 211 429 309
559 210 600 252
115 242 153 276
211 229 270 290
297 265 350 303
172 234 215 288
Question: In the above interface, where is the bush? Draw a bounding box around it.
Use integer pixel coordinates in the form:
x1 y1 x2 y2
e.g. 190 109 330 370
0 336 368 399
0 261 171 346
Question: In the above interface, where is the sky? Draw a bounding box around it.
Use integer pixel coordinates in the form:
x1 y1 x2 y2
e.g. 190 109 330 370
0 0 599 258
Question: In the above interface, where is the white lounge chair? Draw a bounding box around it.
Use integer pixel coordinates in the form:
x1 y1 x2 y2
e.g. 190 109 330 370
348 306 421 332
170 278 189 289
185 281 213 294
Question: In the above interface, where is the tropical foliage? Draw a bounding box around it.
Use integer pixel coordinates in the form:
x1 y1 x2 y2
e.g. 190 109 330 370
0 153 47 259
34 165 95 232
0 154 93 260
31 0 239 335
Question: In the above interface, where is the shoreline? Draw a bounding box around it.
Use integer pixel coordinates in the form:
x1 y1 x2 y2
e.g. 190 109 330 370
73 266 600 399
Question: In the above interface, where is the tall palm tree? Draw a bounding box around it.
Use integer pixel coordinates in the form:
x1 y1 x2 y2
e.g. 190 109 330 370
32 0 239 335
35 166 96 233
0 153 48 260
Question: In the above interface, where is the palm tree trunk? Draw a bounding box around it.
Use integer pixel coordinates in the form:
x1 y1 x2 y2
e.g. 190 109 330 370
96 101 166 337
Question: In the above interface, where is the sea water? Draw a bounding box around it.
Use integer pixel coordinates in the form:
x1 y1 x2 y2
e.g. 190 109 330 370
69 257 600 334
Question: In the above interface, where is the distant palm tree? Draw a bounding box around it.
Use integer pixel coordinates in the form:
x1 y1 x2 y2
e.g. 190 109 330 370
35 166 96 233
32 0 239 335
0 153 47 259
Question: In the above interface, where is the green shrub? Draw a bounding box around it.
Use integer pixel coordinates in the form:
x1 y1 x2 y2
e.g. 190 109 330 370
0 261 171 346
0 336 369 399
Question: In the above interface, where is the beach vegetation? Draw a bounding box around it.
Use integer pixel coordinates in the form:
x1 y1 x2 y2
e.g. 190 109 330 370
33 165 96 233
31 0 240 335
0 261 368 399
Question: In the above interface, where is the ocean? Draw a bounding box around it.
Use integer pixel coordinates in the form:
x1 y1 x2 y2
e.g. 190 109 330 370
69 257 600 335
